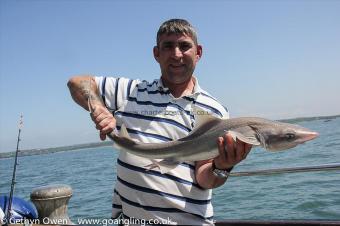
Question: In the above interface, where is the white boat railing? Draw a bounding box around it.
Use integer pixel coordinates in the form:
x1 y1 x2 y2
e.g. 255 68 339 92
230 163 340 177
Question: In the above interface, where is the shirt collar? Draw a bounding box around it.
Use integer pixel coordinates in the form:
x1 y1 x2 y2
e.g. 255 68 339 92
191 76 204 94
156 76 204 97
156 78 169 92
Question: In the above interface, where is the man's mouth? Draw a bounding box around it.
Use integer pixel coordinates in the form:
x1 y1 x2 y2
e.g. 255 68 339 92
169 64 185 69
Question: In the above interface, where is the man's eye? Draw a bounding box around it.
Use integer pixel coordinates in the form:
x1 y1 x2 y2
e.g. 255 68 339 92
180 43 191 51
162 44 173 50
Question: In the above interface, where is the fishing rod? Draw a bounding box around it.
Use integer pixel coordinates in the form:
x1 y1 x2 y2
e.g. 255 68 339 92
230 163 340 177
5 114 23 224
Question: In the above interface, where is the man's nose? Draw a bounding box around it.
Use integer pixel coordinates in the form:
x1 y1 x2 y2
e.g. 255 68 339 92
172 46 183 59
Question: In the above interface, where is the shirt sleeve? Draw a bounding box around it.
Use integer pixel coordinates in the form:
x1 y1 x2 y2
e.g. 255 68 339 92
219 105 229 120
95 76 139 112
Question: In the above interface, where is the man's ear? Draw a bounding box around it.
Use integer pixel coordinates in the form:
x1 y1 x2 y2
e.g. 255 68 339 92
153 46 160 63
196 45 203 61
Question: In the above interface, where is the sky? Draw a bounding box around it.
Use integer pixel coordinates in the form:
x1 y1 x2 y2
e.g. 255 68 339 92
0 0 339 153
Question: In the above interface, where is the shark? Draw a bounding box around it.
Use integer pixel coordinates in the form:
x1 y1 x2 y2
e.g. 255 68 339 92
88 98 319 173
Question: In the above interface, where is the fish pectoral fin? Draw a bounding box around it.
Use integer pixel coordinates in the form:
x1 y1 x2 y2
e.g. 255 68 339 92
228 130 261 146
119 124 131 138
144 159 180 174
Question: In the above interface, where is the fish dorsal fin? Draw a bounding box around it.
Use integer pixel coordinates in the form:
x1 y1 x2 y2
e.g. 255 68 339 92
119 124 131 138
192 104 220 129
176 104 221 141
228 130 261 146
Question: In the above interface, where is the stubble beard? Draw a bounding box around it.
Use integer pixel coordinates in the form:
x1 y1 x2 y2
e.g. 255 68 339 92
162 65 195 85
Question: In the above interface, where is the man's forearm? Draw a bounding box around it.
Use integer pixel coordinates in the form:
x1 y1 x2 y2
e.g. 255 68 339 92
195 160 228 189
67 75 103 111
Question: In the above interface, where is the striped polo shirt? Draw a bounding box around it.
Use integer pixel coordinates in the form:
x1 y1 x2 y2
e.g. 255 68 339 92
95 76 229 225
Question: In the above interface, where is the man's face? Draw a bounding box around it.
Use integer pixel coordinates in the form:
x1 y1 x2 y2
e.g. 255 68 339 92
153 33 202 85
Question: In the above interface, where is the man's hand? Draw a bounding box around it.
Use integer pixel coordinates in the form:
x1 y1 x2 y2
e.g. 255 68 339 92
213 132 252 169
195 132 253 189
90 103 116 141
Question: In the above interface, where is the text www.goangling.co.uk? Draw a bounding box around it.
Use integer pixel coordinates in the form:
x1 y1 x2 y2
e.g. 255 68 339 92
77 217 175 226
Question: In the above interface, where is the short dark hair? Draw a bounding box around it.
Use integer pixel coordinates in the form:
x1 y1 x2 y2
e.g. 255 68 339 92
156 19 198 46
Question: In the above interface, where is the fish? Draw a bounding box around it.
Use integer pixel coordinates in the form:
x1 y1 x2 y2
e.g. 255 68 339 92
87 96 319 174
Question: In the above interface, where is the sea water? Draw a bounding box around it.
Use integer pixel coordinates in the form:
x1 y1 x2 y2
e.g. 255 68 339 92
1 117 340 221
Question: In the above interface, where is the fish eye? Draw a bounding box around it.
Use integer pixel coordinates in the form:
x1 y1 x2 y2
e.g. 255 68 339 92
285 133 295 139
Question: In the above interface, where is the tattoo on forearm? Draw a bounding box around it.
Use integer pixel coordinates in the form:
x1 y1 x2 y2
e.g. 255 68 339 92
77 79 103 104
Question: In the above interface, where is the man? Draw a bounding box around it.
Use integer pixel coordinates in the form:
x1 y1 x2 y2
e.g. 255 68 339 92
68 19 252 225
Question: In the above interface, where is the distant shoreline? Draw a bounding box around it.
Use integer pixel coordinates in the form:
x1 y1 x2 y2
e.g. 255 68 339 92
1 114 339 159
277 114 340 123
0 141 113 159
